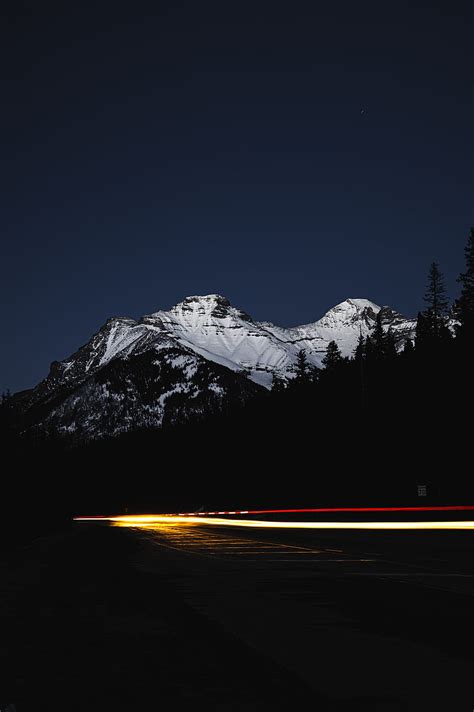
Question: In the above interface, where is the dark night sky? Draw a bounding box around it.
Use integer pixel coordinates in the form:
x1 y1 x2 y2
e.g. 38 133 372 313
1 1 472 393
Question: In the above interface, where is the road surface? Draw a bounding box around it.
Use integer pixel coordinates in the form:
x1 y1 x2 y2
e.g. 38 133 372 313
129 519 474 711
1 519 473 711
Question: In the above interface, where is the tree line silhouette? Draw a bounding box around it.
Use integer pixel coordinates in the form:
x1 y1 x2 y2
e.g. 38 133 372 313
277 228 473 394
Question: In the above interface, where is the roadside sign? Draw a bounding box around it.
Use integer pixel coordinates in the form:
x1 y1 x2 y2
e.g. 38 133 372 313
417 485 427 497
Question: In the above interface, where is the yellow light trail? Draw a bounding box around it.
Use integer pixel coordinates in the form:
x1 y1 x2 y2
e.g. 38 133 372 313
74 515 474 530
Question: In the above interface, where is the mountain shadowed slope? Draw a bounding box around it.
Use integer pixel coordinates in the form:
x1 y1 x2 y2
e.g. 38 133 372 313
10 294 417 442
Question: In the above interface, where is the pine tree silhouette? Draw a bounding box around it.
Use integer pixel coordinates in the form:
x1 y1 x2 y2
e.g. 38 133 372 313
372 311 386 356
292 349 318 385
271 373 287 392
456 227 474 343
403 338 415 356
322 340 343 370
385 328 397 359
416 262 451 347
370 312 396 359
353 333 365 361
364 335 374 361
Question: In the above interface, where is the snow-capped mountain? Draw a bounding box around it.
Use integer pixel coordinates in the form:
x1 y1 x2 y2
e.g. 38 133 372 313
142 294 414 387
12 294 416 441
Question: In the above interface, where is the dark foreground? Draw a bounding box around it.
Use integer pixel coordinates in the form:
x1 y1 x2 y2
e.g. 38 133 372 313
1 522 473 711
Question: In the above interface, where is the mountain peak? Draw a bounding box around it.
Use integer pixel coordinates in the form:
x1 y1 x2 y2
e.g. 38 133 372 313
170 294 252 322
173 294 231 309
314 298 381 329
344 298 381 311
328 298 380 313
14 292 416 441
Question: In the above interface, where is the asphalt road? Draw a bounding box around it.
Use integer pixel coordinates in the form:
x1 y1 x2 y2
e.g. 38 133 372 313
1 521 473 711
131 520 474 711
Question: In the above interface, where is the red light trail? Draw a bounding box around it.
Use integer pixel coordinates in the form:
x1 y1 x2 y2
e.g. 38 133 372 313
75 505 474 520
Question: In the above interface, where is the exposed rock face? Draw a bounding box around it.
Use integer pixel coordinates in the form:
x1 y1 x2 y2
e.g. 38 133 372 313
41 346 261 441
12 294 417 441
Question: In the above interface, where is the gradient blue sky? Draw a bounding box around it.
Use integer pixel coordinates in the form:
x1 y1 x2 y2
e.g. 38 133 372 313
2 1 472 392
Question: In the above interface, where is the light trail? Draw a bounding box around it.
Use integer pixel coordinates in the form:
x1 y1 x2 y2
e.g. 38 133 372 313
74 504 474 521
74 515 474 530
178 505 474 515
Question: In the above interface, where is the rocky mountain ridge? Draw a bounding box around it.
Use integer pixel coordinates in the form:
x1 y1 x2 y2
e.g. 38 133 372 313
11 294 416 440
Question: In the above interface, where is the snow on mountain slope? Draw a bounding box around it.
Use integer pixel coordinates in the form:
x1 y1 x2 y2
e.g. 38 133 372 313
142 295 292 387
13 293 416 441
23 317 177 410
23 293 417 404
139 294 415 387
43 344 260 440
286 299 381 361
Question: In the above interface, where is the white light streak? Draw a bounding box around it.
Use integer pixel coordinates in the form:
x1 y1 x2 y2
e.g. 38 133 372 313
73 515 474 530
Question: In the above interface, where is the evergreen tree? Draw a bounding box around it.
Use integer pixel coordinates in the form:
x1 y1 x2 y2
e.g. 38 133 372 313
353 333 368 408
456 227 474 341
293 349 308 380
372 312 386 355
271 373 287 393
415 310 430 349
425 262 449 336
322 340 343 370
291 349 318 385
364 335 374 361
416 263 451 348
385 328 397 359
353 333 365 361
370 312 397 359
403 338 415 356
